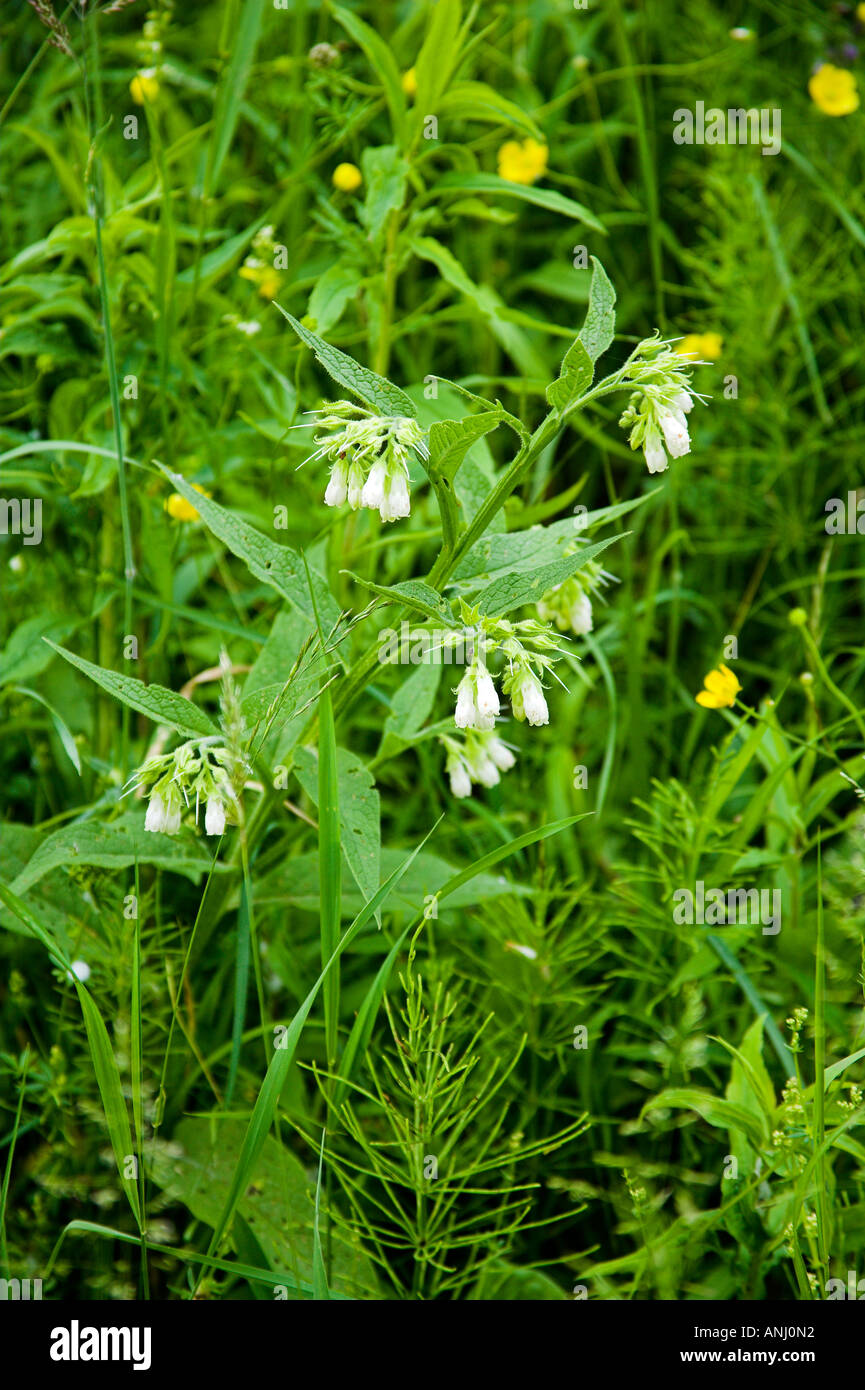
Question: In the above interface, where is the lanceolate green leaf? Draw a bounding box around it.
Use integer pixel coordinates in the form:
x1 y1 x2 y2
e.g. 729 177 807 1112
44 640 220 739
435 82 545 142
474 533 624 617
342 574 453 625
274 306 416 418
433 172 605 231
547 256 617 410
156 465 340 626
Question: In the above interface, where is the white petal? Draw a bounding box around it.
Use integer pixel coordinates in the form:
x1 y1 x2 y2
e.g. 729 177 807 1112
644 439 668 474
474 756 500 788
205 797 226 836
347 463 365 510
361 459 387 510
672 390 693 413
659 410 690 458
145 793 166 833
522 677 549 727
474 668 500 719
570 591 593 635
454 680 476 729
449 764 472 798
324 463 348 507
488 738 516 772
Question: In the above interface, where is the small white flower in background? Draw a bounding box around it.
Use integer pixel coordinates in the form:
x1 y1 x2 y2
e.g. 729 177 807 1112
68 960 91 984
298 402 429 524
618 336 706 474
441 729 518 799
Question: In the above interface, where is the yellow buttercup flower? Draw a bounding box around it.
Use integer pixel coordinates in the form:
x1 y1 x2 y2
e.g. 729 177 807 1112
165 483 210 522
497 138 548 185
130 71 159 104
858 3 865 22
677 332 723 361
808 64 859 117
401 67 417 99
332 162 362 192
696 664 742 710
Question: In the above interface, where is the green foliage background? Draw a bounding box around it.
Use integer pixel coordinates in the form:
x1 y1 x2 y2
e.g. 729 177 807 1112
1 0 864 1301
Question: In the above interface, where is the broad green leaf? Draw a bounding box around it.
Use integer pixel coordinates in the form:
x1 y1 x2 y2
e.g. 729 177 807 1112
428 411 503 483
150 1118 373 1299
45 640 220 739
274 306 416 418
11 812 221 894
433 171 605 231
156 465 340 626
474 533 623 617
379 662 444 757
452 494 652 584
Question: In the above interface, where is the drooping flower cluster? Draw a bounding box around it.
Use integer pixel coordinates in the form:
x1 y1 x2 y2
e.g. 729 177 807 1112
537 559 612 636
618 335 705 474
440 729 517 799
300 402 429 523
449 606 568 740
131 740 240 837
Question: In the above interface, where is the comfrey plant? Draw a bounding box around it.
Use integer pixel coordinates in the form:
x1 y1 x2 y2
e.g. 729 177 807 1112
55 261 707 832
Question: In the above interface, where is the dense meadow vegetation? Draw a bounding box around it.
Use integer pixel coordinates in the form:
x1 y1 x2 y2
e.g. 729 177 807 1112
1 0 864 1303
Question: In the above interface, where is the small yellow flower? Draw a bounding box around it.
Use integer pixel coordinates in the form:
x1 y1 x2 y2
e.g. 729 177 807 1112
808 64 859 116
696 664 742 710
257 270 281 299
165 483 210 522
676 331 723 361
401 67 418 99
332 162 362 192
858 2 865 22
130 71 159 105
496 138 548 186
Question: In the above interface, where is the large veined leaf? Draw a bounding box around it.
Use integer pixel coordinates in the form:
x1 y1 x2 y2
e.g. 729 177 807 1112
274 305 416 418
156 465 340 627
45 640 220 739
452 494 653 585
473 534 623 618
149 1117 375 1299
11 812 222 894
